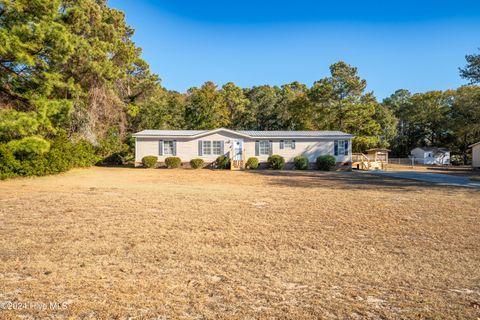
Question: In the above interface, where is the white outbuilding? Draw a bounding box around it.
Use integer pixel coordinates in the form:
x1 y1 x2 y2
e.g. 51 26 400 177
410 147 450 165
470 142 480 169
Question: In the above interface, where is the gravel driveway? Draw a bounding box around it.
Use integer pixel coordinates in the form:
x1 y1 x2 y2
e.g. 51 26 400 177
365 170 480 188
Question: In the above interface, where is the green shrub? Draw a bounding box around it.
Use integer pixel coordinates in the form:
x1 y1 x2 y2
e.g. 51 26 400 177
165 156 182 168
316 155 336 171
0 134 99 179
72 140 99 167
96 127 128 159
294 155 309 170
245 157 259 169
190 158 204 169
142 156 158 168
7 136 50 159
215 155 230 169
0 144 18 180
267 154 285 170
122 154 135 166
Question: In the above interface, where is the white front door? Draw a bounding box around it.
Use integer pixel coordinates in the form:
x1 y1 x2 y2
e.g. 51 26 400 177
232 139 244 160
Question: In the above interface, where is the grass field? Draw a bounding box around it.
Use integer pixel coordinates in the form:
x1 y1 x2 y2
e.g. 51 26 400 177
1 167 479 319
386 163 480 179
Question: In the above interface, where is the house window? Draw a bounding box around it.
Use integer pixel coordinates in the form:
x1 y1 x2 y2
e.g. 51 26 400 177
284 140 294 149
338 140 345 155
201 141 222 155
212 141 222 155
334 140 348 156
202 141 212 155
163 140 174 155
259 140 271 155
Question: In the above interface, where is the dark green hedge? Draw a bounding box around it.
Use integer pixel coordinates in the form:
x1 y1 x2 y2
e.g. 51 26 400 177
0 135 99 180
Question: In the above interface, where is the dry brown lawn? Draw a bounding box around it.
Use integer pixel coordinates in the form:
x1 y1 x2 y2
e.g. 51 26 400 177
386 163 480 179
0 167 479 319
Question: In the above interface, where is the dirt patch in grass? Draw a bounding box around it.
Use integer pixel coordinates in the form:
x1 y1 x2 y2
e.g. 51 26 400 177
1 167 479 319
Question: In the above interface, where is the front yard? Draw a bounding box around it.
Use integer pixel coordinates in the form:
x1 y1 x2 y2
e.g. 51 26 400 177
0 167 479 318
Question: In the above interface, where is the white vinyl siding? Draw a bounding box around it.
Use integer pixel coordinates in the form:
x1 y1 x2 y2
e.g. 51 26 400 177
135 131 352 165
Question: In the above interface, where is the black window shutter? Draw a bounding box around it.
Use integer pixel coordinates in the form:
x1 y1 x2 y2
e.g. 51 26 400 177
255 141 259 156
279 140 284 149
334 141 338 156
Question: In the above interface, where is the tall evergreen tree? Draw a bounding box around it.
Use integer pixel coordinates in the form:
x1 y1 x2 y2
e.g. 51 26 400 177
184 81 229 130
460 49 480 84
221 82 249 129
309 61 382 151
450 86 480 162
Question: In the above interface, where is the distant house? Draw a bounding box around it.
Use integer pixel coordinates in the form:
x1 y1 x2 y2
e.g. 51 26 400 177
410 147 450 165
470 141 480 169
133 128 353 168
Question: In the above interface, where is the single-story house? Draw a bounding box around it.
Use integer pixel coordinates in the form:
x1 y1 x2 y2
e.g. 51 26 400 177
470 141 480 168
133 128 353 168
410 147 450 165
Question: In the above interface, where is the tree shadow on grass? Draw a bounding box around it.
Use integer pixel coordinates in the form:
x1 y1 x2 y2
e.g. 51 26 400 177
243 170 457 192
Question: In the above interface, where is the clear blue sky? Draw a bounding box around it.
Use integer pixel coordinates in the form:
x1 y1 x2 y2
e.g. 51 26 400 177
109 0 479 99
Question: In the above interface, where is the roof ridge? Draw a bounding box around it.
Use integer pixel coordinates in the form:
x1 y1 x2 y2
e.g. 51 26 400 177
133 128 353 138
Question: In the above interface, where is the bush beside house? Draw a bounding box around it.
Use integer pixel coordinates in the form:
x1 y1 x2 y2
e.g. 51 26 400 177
316 155 336 171
245 157 259 169
165 157 182 168
141 156 158 168
294 155 309 170
267 155 285 170
190 158 204 169
215 155 230 169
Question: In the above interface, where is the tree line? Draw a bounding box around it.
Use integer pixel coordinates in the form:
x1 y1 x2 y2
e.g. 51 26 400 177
1 0 480 178
130 60 480 161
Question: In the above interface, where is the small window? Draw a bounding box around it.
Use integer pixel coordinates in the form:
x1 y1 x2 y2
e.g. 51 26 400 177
163 140 174 155
284 140 293 149
212 141 222 155
259 141 271 155
202 141 212 155
335 140 348 156
338 140 345 155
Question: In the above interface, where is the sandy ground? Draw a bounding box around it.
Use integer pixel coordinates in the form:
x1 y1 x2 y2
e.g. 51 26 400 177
0 167 479 319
